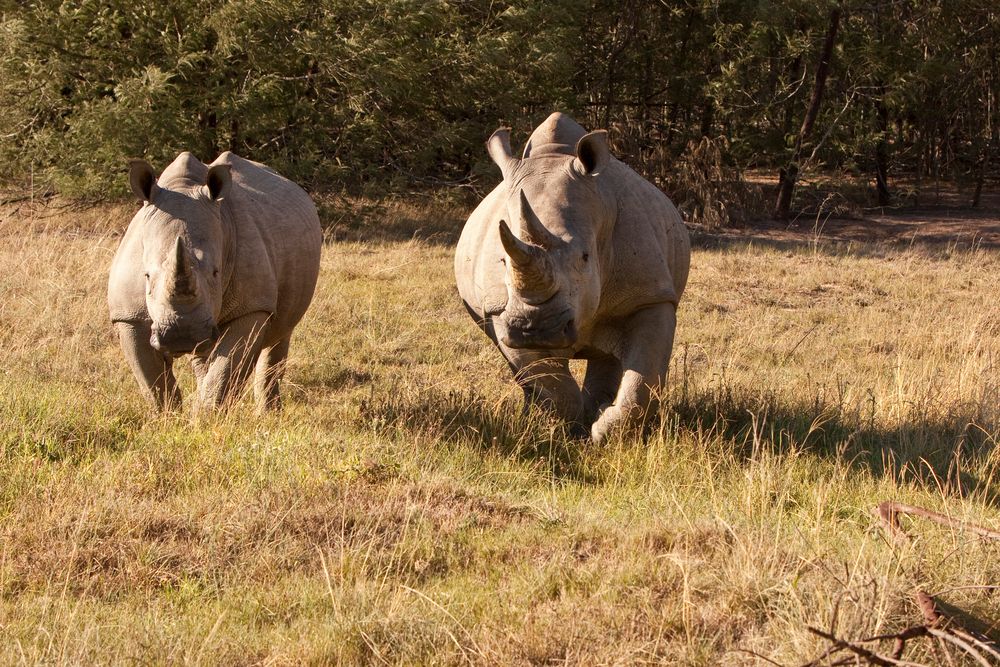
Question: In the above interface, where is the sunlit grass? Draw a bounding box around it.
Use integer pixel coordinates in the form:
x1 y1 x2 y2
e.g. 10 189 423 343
0 200 997 664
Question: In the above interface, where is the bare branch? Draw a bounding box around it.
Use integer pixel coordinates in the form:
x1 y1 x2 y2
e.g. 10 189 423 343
876 502 1000 541
926 627 993 667
805 627 931 666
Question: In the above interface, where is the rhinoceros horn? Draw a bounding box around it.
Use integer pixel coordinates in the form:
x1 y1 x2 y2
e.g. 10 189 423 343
516 190 560 250
172 236 197 298
486 128 519 181
498 219 555 298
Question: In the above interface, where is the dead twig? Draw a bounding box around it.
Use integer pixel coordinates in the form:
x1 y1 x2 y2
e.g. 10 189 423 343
798 592 1000 666
857 626 930 659
950 628 1000 662
925 627 993 666
875 501 1000 541
916 590 1000 661
731 648 787 666
805 627 930 666
915 590 941 625
873 501 911 544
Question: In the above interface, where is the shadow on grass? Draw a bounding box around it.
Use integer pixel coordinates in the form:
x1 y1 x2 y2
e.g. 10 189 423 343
357 378 998 504
358 387 601 483
690 207 1000 255
317 196 468 246
668 382 999 507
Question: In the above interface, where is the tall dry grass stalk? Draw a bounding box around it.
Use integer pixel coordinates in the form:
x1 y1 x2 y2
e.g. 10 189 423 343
0 200 997 664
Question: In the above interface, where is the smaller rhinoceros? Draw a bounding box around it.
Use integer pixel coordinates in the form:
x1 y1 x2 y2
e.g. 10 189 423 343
455 113 691 443
108 152 322 411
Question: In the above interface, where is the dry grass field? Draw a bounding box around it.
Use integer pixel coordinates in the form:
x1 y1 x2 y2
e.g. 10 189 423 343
0 198 998 665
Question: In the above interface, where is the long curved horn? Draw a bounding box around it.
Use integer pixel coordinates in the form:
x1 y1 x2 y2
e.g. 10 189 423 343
172 236 197 297
487 128 520 181
498 219 556 297
517 190 560 249
499 218 538 267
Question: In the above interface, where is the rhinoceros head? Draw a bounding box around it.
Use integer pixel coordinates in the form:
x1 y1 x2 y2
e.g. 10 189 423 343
128 158 231 355
487 127 611 351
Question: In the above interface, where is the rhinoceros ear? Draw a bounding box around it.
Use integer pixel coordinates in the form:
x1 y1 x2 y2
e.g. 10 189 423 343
205 164 232 201
128 159 158 204
486 128 519 181
573 130 610 177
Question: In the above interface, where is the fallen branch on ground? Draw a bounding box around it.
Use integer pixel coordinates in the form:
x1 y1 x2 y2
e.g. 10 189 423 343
796 591 1000 666
803 626 929 666
916 590 1000 662
873 501 1000 542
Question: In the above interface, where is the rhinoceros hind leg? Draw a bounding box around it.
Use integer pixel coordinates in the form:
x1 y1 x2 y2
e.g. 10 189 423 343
254 336 290 412
197 311 271 409
114 321 181 410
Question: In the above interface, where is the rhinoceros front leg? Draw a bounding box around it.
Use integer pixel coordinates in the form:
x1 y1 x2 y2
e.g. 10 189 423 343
195 311 271 410
504 347 583 425
113 320 181 410
591 304 677 444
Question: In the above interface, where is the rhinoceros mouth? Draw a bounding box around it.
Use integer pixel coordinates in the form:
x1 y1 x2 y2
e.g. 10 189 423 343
150 322 221 355
499 311 577 350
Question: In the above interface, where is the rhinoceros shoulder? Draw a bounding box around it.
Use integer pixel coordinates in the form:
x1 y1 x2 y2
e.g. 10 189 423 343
212 155 321 327
594 160 690 313
107 209 150 323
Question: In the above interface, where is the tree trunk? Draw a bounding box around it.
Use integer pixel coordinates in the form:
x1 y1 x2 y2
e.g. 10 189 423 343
875 94 891 206
229 118 241 154
198 109 218 160
872 4 891 207
663 8 697 147
700 99 715 137
974 42 998 208
782 55 803 140
774 6 842 220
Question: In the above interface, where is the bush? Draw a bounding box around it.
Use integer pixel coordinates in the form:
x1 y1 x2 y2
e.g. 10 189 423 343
667 137 765 229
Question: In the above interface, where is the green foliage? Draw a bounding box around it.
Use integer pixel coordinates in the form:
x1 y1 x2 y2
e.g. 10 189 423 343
0 0 583 196
0 0 998 202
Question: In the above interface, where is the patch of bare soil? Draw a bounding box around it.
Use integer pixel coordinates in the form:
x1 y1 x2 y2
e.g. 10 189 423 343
729 180 1000 248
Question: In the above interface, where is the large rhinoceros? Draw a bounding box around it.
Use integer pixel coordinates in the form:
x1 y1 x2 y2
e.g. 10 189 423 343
455 113 691 443
108 152 322 411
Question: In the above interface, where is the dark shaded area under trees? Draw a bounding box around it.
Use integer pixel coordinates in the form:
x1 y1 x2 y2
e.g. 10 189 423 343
1 0 998 222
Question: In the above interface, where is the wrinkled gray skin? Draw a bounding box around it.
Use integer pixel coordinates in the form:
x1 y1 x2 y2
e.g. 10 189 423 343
455 113 691 443
108 152 322 411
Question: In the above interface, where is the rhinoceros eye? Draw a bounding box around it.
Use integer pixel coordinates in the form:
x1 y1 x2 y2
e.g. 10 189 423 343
213 268 219 278
582 252 589 262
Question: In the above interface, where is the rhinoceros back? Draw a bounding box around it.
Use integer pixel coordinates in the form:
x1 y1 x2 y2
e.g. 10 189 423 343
211 152 322 333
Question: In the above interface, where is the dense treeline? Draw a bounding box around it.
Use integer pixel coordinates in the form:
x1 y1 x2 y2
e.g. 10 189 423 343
1 0 998 214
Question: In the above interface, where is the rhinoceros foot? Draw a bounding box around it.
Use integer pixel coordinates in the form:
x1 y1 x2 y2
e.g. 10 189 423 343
591 401 650 445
